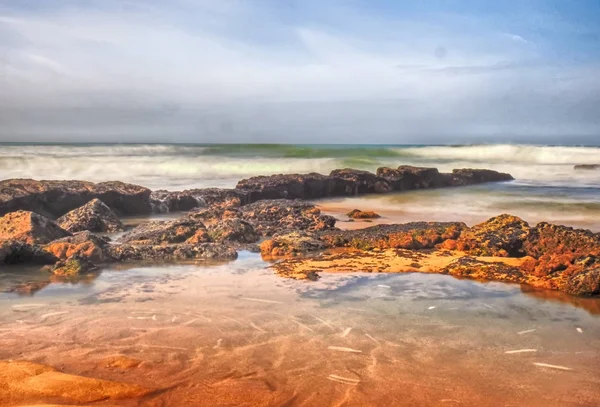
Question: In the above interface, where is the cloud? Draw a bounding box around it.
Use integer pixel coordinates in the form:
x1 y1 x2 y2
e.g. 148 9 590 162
0 0 598 143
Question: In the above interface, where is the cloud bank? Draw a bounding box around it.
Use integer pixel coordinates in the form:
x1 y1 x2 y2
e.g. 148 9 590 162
0 0 599 143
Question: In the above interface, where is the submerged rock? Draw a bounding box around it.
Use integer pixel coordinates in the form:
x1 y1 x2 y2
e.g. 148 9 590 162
44 231 114 263
347 209 381 219
51 255 97 276
57 198 124 233
118 217 209 245
0 211 71 244
0 179 152 218
1 240 58 265
0 360 150 405
108 242 238 262
574 164 600 170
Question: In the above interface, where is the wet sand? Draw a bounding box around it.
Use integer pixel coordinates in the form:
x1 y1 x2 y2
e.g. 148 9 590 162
1 253 600 406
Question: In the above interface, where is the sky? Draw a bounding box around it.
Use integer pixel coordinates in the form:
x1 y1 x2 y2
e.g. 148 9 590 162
0 0 599 144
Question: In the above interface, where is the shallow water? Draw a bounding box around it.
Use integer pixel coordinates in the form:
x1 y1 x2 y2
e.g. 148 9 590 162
1 253 599 406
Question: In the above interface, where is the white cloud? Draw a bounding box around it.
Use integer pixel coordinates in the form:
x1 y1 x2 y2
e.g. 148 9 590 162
0 1 598 142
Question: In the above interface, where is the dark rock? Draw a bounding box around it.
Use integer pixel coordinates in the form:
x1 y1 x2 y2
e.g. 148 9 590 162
44 231 114 263
0 211 71 244
207 218 259 243
236 173 330 202
191 199 337 237
51 255 97 276
453 214 532 257
564 267 600 296
574 164 600 170
150 188 246 213
57 199 124 233
117 217 209 245
107 243 238 262
347 209 381 219
329 169 392 196
0 179 152 218
449 168 514 185
320 222 466 250
1 240 58 265
377 166 446 190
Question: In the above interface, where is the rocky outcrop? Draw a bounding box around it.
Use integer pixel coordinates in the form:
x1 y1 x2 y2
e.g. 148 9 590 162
118 217 209 245
328 169 392 196
0 211 71 244
347 209 381 219
51 255 97 276
1 240 58 265
207 218 259 243
57 198 124 233
441 256 526 283
259 222 466 256
150 188 246 213
190 199 336 236
108 243 238 262
0 179 152 218
236 166 513 202
320 222 467 250
44 231 114 263
448 214 532 257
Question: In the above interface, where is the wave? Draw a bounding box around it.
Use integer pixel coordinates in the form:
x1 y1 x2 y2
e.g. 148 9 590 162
1 143 599 190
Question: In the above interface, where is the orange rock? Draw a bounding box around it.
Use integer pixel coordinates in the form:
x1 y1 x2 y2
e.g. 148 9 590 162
346 209 381 219
0 211 70 244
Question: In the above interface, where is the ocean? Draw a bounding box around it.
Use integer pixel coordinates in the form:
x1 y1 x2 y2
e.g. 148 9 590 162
1 143 600 406
1 143 600 230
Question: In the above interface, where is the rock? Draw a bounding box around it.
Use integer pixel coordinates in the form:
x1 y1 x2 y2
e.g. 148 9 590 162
347 209 381 219
454 214 532 257
107 243 238 262
442 256 526 284
0 360 150 405
376 166 513 190
44 231 114 263
329 168 392 195
236 173 330 202
0 211 71 244
261 231 326 257
51 255 97 276
564 267 600 296
377 166 446 190
190 199 336 236
1 240 58 265
574 164 600 170
150 188 246 213
320 222 466 250
449 168 514 185
208 218 259 243
57 199 124 233
521 222 600 280
0 179 152 218
118 217 209 245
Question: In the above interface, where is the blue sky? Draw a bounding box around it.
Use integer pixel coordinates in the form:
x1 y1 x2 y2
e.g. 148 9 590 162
0 0 598 143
